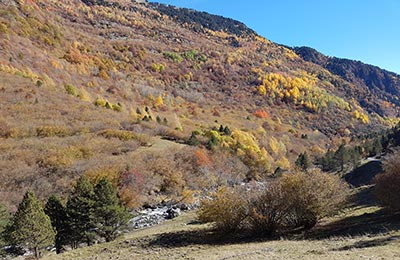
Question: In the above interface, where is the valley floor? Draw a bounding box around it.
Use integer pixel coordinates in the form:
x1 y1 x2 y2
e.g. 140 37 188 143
39 198 400 260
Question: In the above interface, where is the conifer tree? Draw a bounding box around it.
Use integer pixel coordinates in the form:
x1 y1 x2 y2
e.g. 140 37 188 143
335 144 349 171
187 132 200 146
93 178 130 242
66 176 96 248
8 191 55 258
0 203 10 252
156 115 162 124
320 150 335 172
44 195 68 254
370 137 383 156
223 126 232 135
163 117 168 125
295 152 310 171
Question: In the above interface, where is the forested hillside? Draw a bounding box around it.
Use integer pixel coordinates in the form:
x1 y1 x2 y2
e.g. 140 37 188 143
294 46 400 117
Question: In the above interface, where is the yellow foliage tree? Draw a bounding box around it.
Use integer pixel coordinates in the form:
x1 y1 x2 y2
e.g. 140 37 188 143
258 85 267 96
154 94 164 108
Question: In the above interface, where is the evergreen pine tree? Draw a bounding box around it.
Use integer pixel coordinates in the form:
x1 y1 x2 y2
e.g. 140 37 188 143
163 117 168 125
156 115 162 124
348 147 362 169
319 150 335 172
295 152 310 171
208 135 220 150
223 126 232 135
93 178 130 242
335 144 349 171
44 195 68 254
8 191 55 258
0 203 10 253
187 132 200 146
66 177 96 248
371 137 383 157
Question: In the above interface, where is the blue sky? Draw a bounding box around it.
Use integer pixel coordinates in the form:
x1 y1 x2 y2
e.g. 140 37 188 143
149 0 400 74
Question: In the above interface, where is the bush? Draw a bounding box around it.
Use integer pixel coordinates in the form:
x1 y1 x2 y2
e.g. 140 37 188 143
150 63 166 73
253 109 270 119
65 84 78 97
198 170 349 235
278 169 349 229
36 125 70 137
111 103 122 112
85 166 122 187
374 152 400 211
247 182 285 235
198 187 247 232
163 52 183 63
99 129 135 141
94 98 107 107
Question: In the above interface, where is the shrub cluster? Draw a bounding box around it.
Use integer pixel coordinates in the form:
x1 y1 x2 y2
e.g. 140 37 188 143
36 125 70 138
374 151 400 211
198 170 349 235
99 129 135 141
94 98 122 112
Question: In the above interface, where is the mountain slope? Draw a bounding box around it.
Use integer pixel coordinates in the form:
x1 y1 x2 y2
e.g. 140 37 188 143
0 0 399 209
294 46 400 117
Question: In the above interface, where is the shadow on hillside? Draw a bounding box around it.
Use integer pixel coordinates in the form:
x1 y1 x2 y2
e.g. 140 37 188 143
352 185 377 207
306 184 400 240
147 227 275 248
146 207 400 249
147 208 400 249
344 160 382 187
333 235 400 251
306 208 400 240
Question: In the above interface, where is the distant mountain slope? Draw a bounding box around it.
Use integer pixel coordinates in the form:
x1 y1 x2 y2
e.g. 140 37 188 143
294 46 400 117
149 2 256 38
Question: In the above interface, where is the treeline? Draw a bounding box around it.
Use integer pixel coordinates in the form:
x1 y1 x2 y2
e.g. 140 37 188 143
0 177 129 258
318 122 400 172
150 3 256 37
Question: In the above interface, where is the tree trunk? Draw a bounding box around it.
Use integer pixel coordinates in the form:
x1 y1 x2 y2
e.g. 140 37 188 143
34 246 39 259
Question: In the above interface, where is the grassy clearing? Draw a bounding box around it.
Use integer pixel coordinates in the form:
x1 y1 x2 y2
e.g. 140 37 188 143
40 202 400 260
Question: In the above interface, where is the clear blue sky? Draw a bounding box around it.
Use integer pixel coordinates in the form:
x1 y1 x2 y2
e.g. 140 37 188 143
149 0 400 74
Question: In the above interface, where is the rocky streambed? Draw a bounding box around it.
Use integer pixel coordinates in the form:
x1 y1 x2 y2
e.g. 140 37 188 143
129 205 186 229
